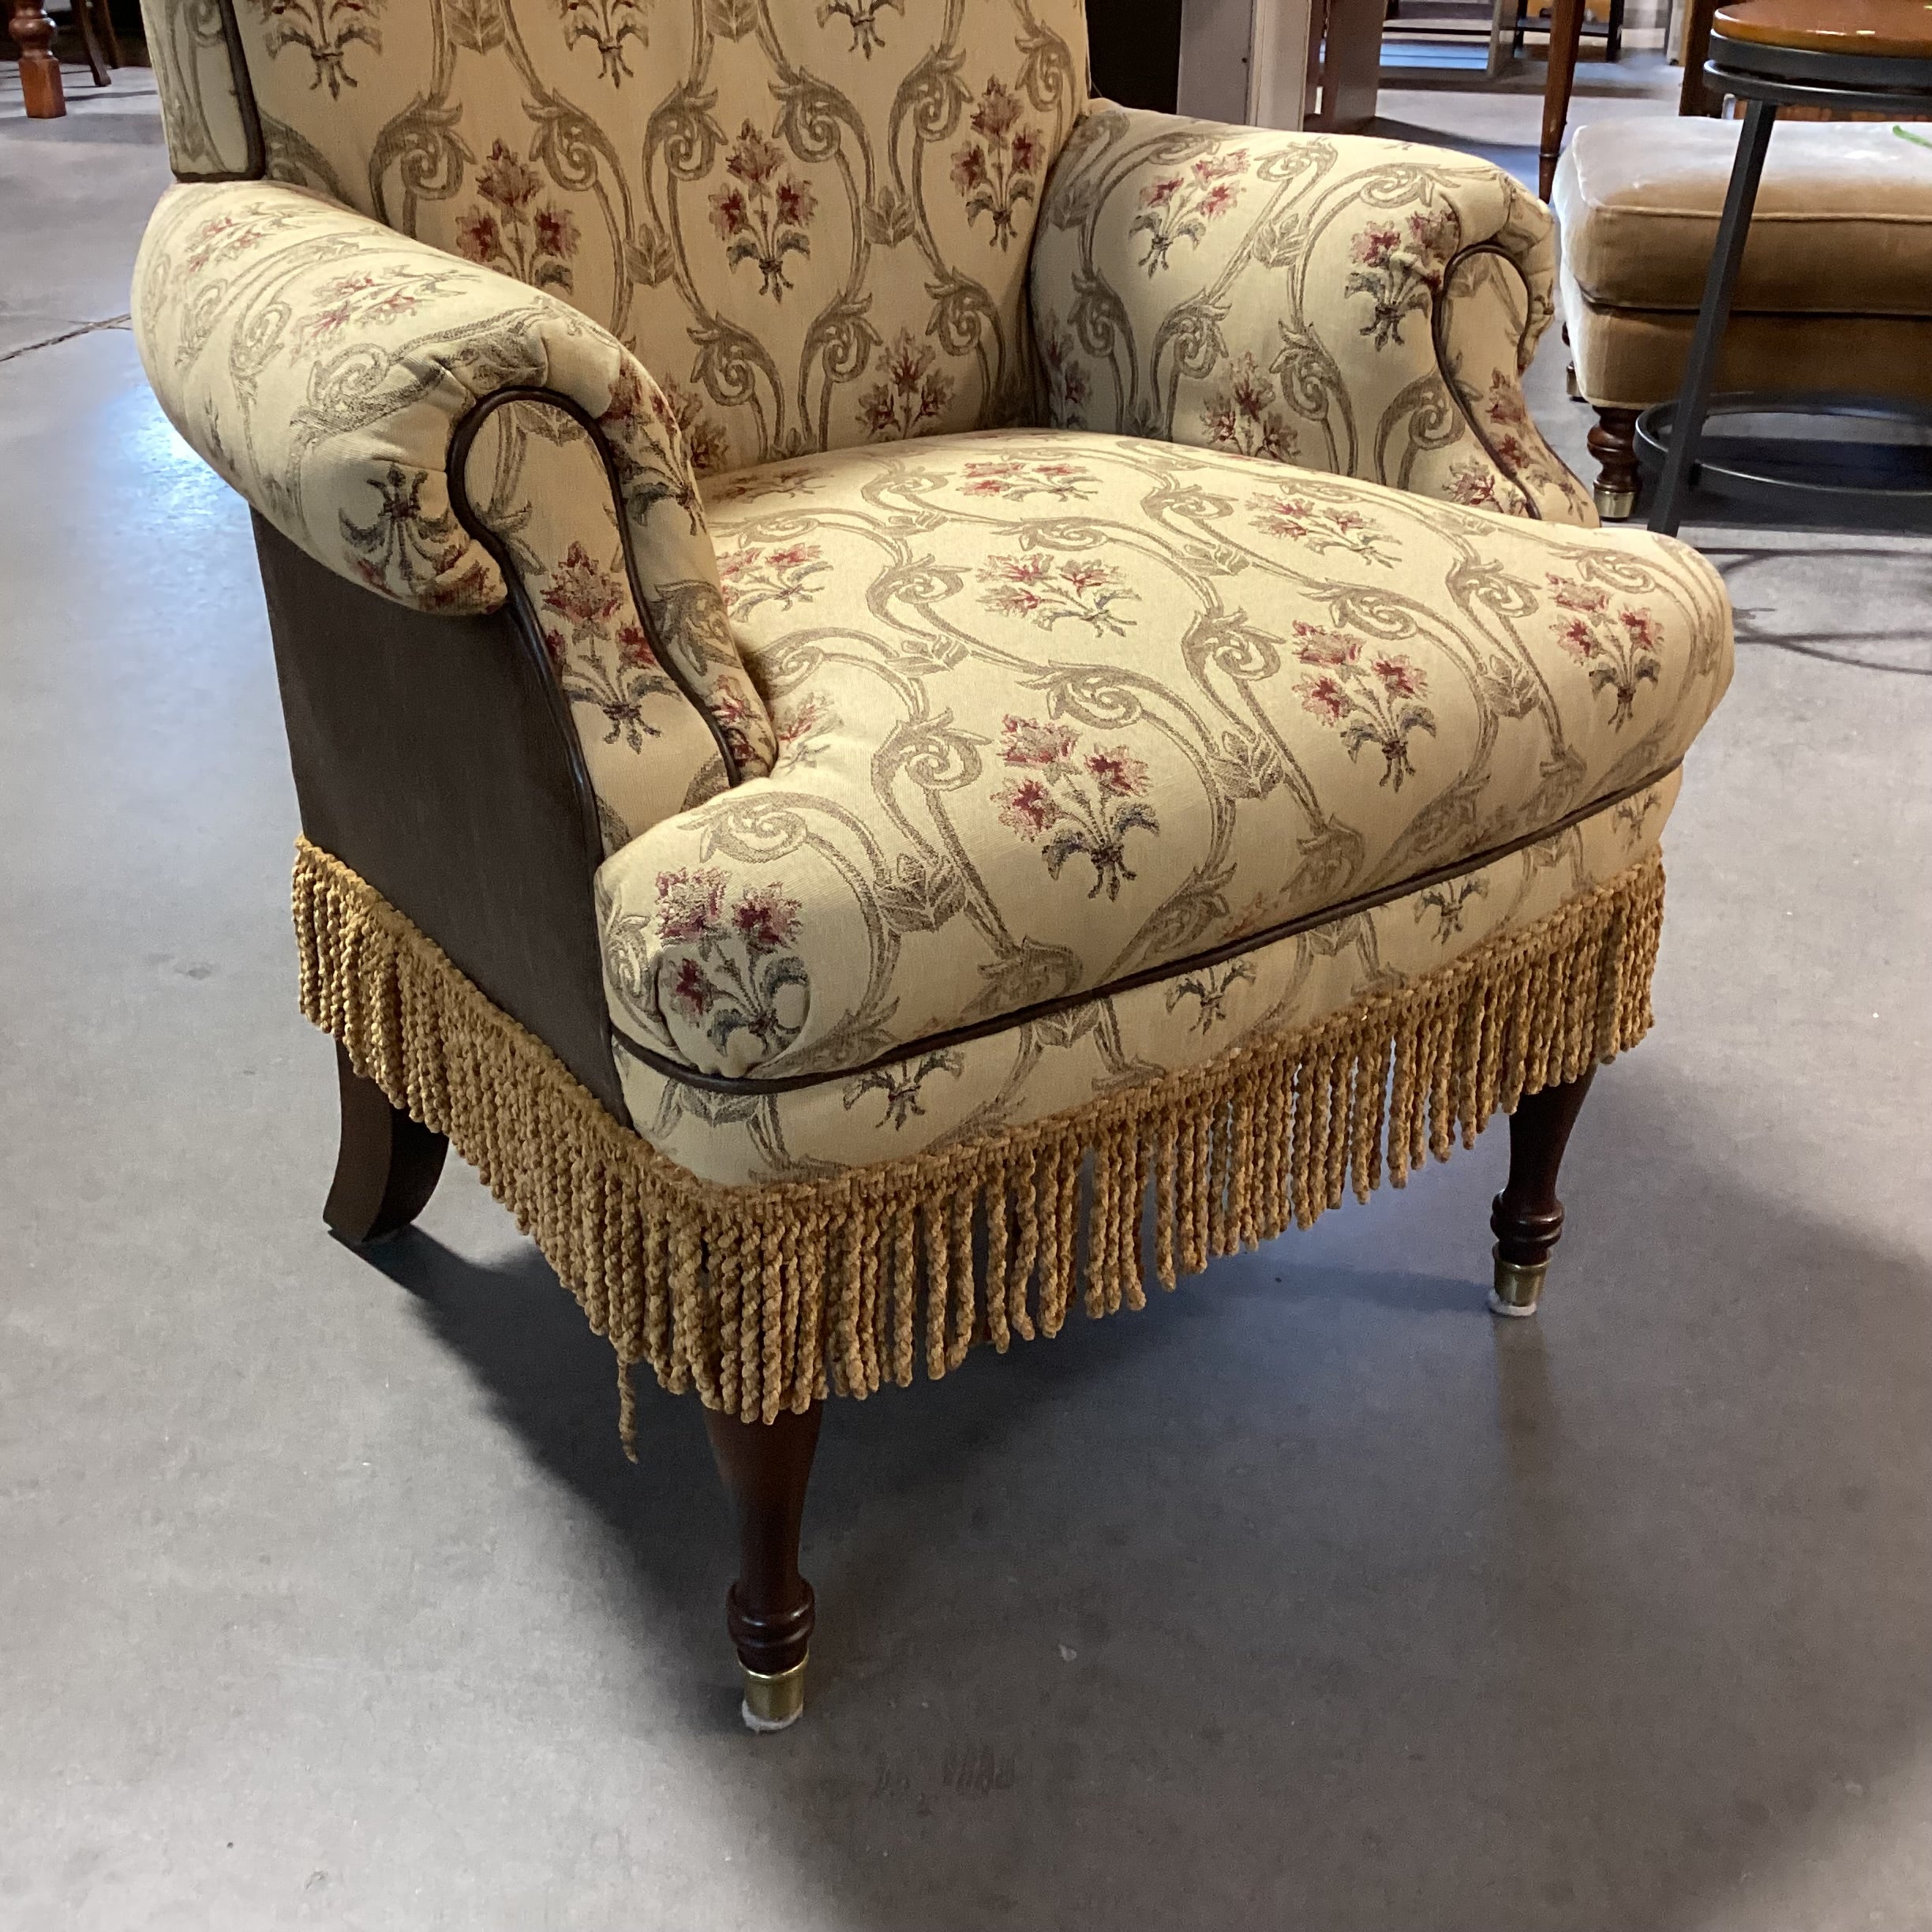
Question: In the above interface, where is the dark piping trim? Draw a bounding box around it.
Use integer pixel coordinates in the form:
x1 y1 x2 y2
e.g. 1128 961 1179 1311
1432 240 1543 520
613 758 1683 1099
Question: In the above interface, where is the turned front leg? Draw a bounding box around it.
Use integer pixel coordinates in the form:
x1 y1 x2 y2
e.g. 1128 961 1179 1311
1489 1068 1597 1316
705 1402 822 1732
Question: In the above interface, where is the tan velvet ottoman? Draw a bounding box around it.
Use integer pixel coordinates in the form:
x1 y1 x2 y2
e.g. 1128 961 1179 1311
1556 117 1932 516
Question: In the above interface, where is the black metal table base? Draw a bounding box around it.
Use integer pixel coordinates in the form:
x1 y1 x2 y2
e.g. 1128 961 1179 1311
1646 35 1932 537
1636 392 1932 532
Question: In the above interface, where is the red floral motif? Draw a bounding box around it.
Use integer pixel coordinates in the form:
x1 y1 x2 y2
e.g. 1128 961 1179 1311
951 78 1043 249
990 716 1159 901
1250 488 1397 564
542 541 626 632
772 692 836 771
710 122 817 301
1446 461 1509 511
654 374 730 476
1548 575 1664 724
960 458 1095 502
538 542 679 751
733 882 803 953
1344 204 1462 349
654 866 728 944
1037 310 1092 428
861 329 954 440
246 0 384 98
717 541 830 619
455 140 580 293
1000 716 1079 769
979 554 1136 636
292 269 444 350
1290 623 1436 789
653 868 809 1062
1130 149 1246 274
996 776 1060 837
1201 352 1296 462
182 211 285 275
555 0 653 84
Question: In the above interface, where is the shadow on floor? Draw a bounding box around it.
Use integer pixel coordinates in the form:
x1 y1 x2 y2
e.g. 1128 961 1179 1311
348 1060 1932 1930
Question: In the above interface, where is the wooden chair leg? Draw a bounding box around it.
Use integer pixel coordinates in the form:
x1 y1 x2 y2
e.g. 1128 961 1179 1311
71 0 109 86
322 1041 448 1244
1537 0 1586 200
6 1 66 117
92 0 121 66
1587 405 1641 519
705 1402 823 1732
1489 1067 1596 1316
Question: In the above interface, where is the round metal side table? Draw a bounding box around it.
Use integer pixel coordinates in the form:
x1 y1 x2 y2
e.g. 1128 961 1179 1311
1642 0 1932 535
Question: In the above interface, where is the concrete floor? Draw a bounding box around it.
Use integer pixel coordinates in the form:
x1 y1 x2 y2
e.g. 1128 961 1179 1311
5 54 1931 1932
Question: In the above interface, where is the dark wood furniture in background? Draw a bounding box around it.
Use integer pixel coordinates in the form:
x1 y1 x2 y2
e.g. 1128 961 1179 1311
6 0 122 118
1089 0 1185 110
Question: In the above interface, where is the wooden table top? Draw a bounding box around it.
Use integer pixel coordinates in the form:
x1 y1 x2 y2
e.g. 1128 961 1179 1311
1712 0 1932 57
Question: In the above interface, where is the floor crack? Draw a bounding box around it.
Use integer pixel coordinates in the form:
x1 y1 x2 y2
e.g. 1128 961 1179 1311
0 313 133 365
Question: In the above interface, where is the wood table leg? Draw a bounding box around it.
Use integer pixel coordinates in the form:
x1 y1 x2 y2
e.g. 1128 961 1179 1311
6 0 66 118
1538 0 1585 199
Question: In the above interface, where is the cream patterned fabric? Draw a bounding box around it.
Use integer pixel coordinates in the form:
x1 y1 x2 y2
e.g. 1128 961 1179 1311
138 0 256 179
159 0 1089 471
133 181 776 826
595 430 1731 1143
1030 113 1594 523
615 774 1681 1186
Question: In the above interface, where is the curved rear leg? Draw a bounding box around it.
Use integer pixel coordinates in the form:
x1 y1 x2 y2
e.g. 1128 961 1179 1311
323 1042 447 1244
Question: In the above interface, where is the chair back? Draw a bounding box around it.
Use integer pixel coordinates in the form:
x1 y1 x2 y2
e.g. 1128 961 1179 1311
140 0 1090 468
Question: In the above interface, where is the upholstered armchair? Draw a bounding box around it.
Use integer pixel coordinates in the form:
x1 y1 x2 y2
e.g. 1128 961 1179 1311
133 0 1732 1728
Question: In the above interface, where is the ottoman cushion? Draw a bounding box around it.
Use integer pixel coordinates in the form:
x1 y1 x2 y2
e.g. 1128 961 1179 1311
1556 118 1932 316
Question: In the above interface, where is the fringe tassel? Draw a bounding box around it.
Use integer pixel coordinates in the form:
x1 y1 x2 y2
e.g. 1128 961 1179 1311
292 837 1665 1454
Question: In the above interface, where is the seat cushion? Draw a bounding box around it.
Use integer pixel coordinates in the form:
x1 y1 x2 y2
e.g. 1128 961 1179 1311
594 430 1729 1168
1556 118 1932 316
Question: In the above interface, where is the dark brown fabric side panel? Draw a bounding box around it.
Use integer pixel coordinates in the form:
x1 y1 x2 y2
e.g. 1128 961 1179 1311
254 516 627 1123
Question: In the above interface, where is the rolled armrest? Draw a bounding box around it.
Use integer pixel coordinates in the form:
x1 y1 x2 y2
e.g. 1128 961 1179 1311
133 180 774 841
1031 107 1594 524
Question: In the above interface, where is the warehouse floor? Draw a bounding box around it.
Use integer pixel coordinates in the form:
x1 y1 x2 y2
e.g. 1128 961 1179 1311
4 56 1930 1932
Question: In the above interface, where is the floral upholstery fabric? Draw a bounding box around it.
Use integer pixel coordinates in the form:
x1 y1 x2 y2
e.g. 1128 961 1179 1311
138 0 255 179
615 766 1682 1185
133 181 777 809
1030 113 1594 524
144 0 1088 471
595 429 1731 1100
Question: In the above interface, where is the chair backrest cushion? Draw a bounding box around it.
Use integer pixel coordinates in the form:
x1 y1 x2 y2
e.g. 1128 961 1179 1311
141 0 1090 471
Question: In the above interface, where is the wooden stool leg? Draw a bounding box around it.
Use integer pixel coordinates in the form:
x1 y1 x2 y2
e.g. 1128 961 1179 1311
322 1042 448 1244
6 1 66 118
95 0 122 66
1489 1068 1596 1316
705 1402 823 1732
1587 406 1641 519
73 0 109 88
1538 0 1585 199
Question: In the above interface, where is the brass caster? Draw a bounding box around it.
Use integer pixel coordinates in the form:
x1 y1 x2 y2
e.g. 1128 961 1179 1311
739 1655 807 1733
1593 483 1637 522
1489 1249 1549 1318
